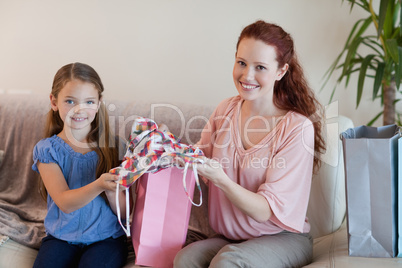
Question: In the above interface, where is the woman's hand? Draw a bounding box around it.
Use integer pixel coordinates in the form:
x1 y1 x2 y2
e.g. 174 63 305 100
196 157 230 188
196 157 272 223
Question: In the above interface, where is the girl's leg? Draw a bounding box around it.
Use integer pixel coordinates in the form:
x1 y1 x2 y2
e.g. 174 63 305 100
33 235 81 268
210 232 313 268
78 236 128 268
174 237 230 268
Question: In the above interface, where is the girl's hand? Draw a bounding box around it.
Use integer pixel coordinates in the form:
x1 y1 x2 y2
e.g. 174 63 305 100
38 163 126 214
102 173 132 218
158 123 169 132
98 173 124 192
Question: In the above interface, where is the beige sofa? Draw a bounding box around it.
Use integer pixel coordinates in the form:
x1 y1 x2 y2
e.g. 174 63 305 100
0 93 401 267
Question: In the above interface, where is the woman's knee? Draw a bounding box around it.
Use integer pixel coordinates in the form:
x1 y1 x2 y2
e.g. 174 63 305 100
174 238 229 268
209 244 245 268
173 246 192 268
210 233 313 268
173 242 208 268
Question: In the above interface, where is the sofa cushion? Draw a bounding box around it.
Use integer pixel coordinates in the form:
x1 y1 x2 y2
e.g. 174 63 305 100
307 115 354 239
304 220 402 267
0 239 37 268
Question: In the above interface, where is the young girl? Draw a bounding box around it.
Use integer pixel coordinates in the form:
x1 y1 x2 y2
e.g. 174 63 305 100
174 21 325 268
32 62 128 268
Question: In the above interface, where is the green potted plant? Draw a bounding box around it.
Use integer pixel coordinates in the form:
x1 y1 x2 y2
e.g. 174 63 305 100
323 0 402 125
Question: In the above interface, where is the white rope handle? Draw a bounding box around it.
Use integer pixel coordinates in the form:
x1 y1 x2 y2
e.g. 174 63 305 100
116 181 131 236
182 161 203 207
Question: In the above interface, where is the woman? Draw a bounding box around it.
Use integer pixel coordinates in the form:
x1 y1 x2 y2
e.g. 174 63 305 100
174 20 325 268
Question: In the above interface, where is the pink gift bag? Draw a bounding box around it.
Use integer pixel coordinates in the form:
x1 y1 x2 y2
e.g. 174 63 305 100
131 166 197 268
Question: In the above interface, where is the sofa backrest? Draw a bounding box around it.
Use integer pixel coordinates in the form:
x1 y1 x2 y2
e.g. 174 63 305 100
0 94 49 248
0 94 217 247
0 93 354 246
115 99 355 239
104 99 215 146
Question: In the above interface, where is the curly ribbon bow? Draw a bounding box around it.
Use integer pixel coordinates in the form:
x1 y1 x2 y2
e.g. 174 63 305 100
109 117 204 236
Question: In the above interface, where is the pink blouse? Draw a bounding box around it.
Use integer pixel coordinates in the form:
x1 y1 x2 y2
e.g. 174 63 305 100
197 96 314 240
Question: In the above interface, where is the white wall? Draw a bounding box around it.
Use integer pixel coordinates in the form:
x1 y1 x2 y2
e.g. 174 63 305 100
0 0 385 126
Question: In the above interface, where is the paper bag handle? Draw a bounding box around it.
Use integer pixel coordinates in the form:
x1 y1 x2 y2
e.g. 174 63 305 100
115 182 131 237
182 160 203 207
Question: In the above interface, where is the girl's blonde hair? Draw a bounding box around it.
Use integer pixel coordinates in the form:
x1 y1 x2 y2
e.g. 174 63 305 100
40 62 119 200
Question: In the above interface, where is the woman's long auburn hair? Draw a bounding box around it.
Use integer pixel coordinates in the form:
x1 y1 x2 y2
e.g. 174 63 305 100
236 21 326 173
39 62 119 200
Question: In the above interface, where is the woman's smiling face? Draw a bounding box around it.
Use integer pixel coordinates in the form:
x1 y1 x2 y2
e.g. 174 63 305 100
233 38 288 103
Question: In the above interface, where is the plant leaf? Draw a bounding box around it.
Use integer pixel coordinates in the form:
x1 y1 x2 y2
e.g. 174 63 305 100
396 46 402 88
357 54 376 108
348 0 370 11
373 61 385 100
343 37 363 77
346 0 356 12
391 27 400 39
386 39 399 63
383 0 395 39
321 17 372 91
367 111 383 126
355 16 374 40
400 1 402 36
393 1 400 26
362 37 385 55
328 85 337 104
378 0 390 38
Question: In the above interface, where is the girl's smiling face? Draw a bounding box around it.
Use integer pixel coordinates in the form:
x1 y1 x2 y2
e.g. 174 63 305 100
233 38 288 104
50 79 100 134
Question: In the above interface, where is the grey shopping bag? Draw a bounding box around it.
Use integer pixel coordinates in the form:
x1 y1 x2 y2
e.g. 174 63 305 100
340 124 399 258
398 138 402 258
